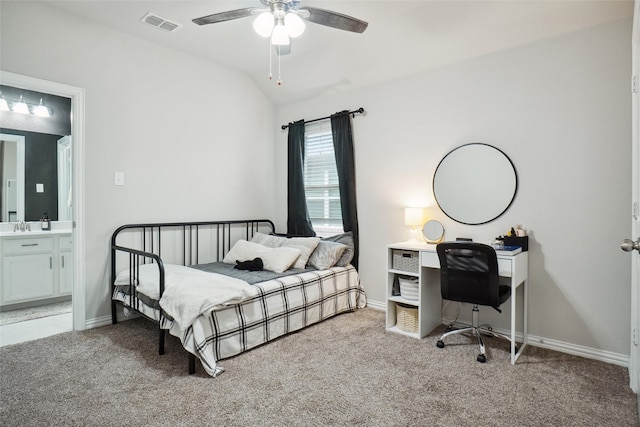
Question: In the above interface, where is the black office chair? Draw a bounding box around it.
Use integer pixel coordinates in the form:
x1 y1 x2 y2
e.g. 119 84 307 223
435 242 515 363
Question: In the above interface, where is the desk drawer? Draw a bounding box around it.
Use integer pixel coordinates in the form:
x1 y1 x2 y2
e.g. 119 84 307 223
3 237 53 253
422 250 513 277
420 251 439 268
498 259 512 277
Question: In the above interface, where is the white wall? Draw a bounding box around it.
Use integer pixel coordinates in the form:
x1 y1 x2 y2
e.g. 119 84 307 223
1 2 276 322
275 19 633 356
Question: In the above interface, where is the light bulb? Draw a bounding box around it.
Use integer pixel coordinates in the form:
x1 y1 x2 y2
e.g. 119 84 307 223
0 94 8 112
12 96 29 114
284 13 305 38
253 12 274 38
33 99 51 117
271 23 290 46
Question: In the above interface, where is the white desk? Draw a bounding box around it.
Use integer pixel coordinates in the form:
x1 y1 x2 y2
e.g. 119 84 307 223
386 241 528 364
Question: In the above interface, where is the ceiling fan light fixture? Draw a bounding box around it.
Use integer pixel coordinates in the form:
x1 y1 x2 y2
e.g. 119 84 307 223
253 12 274 37
284 13 305 38
271 23 290 46
12 95 30 114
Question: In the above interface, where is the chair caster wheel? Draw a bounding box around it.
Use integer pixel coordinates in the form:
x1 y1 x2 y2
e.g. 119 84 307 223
477 354 486 363
436 340 445 348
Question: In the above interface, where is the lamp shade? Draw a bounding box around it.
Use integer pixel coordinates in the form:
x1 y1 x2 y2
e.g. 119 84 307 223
284 13 305 38
33 99 51 117
271 23 290 45
253 12 275 37
12 96 29 114
404 207 424 227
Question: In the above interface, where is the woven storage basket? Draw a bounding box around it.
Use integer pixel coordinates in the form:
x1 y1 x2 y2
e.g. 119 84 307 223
392 250 419 273
398 277 419 300
396 303 419 333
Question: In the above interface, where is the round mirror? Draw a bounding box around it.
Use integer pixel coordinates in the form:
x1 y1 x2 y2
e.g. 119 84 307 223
433 143 517 225
422 220 444 244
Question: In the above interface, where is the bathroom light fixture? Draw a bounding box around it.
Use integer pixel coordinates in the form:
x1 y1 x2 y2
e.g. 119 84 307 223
0 94 54 117
12 95 30 114
33 99 51 117
0 93 8 111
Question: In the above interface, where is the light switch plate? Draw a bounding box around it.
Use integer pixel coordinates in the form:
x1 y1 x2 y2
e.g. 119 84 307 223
36 183 44 193
114 172 124 186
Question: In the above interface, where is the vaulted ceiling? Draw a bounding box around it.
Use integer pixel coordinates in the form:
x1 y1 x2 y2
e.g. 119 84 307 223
45 1 634 106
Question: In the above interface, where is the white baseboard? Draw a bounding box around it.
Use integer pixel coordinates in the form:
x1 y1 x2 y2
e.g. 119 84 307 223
84 312 139 330
368 298 630 368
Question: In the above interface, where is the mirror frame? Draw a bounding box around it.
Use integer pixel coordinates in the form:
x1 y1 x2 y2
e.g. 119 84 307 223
432 143 518 225
1 133 25 222
422 219 444 244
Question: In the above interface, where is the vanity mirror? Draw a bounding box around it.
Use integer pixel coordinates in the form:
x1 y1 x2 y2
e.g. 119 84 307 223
422 220 444 244
433 143 517 225
0 85 72 223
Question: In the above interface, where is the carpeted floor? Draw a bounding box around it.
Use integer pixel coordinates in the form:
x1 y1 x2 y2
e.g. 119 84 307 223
0 301 72 326
0 308 638 426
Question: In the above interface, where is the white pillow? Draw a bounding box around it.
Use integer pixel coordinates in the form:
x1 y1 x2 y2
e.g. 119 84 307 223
222 240 301 273
251 233 320 269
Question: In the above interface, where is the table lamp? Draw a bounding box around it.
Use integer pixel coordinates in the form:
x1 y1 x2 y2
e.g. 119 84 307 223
404 207 424 242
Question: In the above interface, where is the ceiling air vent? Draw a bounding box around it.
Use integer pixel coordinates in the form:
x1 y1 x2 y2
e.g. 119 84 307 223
140 12 182 33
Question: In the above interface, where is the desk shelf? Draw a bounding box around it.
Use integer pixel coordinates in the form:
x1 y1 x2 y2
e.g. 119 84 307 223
386 242 442 339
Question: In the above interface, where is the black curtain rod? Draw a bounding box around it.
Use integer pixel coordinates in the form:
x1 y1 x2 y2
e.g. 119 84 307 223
281 107 365 130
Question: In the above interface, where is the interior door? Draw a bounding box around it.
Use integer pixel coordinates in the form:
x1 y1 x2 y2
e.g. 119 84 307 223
627 0 640 394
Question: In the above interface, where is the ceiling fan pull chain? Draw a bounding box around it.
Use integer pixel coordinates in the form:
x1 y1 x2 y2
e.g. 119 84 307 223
277 47 282 86
268 41 273 81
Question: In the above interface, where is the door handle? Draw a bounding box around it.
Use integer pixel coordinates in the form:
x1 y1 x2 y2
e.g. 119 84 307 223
620 238 640 253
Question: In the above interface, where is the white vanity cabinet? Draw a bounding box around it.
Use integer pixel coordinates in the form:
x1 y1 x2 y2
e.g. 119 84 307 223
58 235 73 295
0 232 73 307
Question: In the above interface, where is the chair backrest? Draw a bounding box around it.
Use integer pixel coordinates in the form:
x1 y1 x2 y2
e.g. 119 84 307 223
436 242 500 309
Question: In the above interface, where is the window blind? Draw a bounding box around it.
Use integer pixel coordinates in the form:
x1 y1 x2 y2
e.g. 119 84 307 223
304 120 343 233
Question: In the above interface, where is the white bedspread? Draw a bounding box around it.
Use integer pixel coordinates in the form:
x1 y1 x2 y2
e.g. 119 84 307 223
116 264 259 333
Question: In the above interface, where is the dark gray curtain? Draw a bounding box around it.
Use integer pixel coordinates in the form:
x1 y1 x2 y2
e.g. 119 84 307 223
331 111 359 269
287 120 316 237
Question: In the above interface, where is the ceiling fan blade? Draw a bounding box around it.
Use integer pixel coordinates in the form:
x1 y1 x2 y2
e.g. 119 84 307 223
192 8 256 26
302 7 368 33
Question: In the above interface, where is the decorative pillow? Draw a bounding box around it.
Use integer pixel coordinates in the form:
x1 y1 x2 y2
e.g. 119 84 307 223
322 232 354 267
308 241 348 270
281 237 321 269
250 232 320 269
250 232 286 248
223 240 301 273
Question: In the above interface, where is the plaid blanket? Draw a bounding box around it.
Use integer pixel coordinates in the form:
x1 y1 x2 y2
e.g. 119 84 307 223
113 265 365 377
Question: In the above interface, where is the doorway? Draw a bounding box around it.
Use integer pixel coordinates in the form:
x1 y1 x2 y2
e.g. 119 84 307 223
0 71 85 334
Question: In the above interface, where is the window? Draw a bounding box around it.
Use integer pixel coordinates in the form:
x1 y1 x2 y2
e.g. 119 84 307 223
303 120 344 237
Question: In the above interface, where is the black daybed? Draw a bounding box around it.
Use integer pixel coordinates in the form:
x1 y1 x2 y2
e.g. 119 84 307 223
110 219 365 376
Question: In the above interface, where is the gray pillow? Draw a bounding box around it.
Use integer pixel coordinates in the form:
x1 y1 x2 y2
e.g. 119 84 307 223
308 241 348 270
322 232 354 267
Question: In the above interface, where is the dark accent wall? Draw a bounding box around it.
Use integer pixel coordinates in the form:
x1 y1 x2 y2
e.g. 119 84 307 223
0 128 60 221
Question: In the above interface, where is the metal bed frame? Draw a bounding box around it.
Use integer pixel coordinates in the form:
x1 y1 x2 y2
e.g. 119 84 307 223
110 219 276 374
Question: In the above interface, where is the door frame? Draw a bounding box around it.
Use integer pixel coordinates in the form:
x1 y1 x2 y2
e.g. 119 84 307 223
0 70 86 331
630 0 639 395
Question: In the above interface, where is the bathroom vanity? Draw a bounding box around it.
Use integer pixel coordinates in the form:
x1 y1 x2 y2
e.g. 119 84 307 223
0 229 73 308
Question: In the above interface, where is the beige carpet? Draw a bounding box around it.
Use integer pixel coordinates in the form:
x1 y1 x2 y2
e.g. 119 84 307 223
0 308 638 426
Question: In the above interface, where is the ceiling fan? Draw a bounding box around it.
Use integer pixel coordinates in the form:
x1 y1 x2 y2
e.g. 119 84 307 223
193 1 368 85
192 0 368 50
